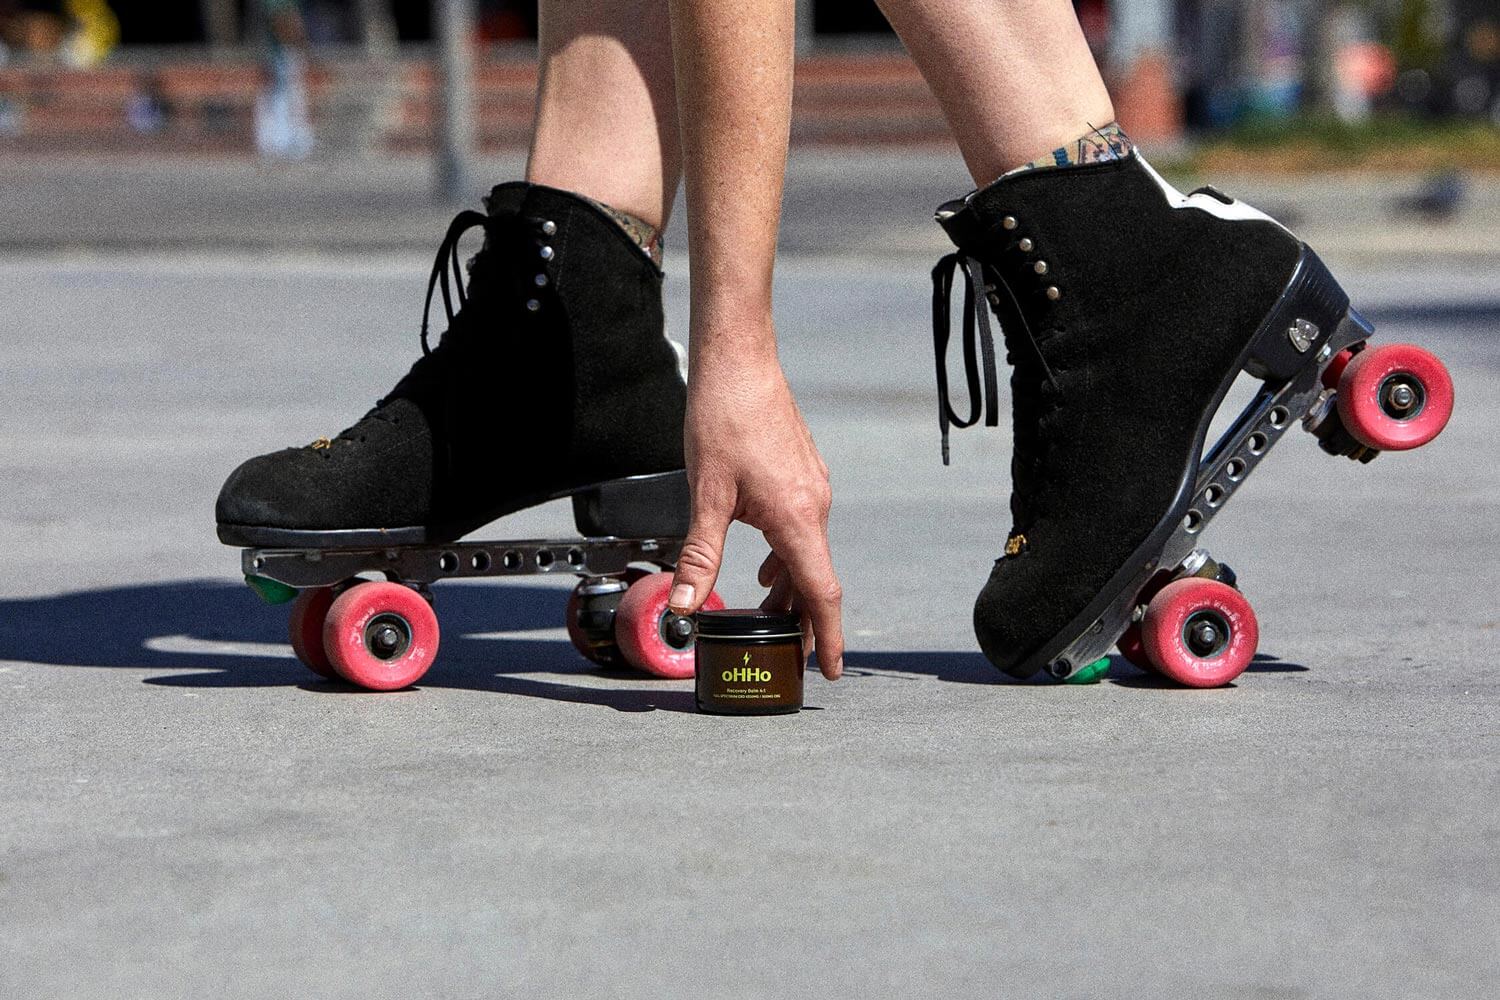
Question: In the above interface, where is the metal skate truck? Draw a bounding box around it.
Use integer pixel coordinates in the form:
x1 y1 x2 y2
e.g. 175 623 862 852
236 472 720 692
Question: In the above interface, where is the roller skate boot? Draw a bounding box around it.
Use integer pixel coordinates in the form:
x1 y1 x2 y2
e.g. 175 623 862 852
932 153 1452 687
218 182 723 689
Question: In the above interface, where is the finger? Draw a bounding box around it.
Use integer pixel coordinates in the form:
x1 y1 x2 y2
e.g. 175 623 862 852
759 567 795 613
757 550 783 588
765 528 844 681
799 606 815 662
668 492 734 614
759 570 814 660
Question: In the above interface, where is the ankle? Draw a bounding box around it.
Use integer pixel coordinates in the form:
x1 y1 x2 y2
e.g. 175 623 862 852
975 122 1134 189
584 198 664 266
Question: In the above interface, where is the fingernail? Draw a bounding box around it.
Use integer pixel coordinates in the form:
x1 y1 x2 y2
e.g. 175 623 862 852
669 584 695 611
832 657 844 680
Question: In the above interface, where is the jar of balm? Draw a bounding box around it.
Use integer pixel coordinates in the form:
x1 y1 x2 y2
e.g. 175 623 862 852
694 609 804 715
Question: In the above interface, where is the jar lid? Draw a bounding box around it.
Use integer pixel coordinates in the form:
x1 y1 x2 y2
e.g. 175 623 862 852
695 608 803 639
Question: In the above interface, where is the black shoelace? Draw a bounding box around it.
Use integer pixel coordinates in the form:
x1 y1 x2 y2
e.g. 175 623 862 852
931 252 1063 525
328 210 509 449
931 254 1000 465
421 209 492 357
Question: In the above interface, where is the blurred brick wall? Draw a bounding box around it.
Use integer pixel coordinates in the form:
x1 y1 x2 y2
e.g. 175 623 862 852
0 51 953 156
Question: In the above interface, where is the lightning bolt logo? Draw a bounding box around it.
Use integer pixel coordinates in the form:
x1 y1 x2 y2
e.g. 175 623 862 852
743 652 751 666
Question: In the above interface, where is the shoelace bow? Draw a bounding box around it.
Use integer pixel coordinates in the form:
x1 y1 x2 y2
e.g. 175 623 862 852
931 252 1064 523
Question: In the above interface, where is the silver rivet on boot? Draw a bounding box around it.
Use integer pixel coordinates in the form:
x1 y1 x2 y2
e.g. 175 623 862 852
534 273 548 287
1002 216 1018 230
541 220 557 235
1033 260 1048 275
1046 286 1061 301
539 246 554 261
1018 238 1033 252
526 299 540 312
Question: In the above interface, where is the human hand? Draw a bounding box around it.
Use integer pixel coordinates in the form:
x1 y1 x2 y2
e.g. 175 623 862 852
667 340 844 680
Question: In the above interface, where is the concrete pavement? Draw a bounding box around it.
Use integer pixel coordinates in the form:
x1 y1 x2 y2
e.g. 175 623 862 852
2 151 1499 268
0 185 1497 996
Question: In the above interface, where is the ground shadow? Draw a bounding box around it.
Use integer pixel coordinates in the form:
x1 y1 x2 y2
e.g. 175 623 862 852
1108 652 1309 689
0 580 1308 707
847 649 1307 688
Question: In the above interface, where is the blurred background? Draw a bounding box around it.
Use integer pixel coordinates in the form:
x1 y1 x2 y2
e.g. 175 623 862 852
0 1 1496 169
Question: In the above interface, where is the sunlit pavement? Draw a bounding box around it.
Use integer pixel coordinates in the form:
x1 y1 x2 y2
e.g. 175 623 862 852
1 208 1496 995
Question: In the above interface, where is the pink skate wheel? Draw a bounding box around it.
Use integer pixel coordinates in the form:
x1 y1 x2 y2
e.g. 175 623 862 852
614 571 725 679
322 581 439 691
1139 578 1258 688
1321 348 1356 390
1336 343 1453 451
565 567 649 667
1117 572 1177 671
288 586 338 678
1116 623 1153 671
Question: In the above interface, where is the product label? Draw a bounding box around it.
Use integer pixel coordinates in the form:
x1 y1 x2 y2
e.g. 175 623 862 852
696 643 803 711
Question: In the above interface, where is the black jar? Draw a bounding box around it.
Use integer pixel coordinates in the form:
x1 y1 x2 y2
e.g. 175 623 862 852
694 609 804 715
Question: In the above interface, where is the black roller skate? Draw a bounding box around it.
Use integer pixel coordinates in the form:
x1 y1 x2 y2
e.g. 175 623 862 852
932 154 1453 687
218 182 723 689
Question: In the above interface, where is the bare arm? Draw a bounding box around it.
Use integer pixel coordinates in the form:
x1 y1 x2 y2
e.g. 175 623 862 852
666 0 844 679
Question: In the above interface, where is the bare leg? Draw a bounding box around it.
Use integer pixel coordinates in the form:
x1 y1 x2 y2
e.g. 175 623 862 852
875 0 1115 187
527 0 680 231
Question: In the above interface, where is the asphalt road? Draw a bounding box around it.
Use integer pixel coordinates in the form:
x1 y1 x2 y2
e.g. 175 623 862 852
1 244 1497 998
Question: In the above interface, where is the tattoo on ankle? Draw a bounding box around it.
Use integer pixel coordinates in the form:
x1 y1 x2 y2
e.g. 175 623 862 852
1003 122 1134 180
586 198 664 266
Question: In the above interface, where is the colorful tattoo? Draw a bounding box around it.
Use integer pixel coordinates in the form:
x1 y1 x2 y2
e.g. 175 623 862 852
588 198 664 266
1002 122 1134 180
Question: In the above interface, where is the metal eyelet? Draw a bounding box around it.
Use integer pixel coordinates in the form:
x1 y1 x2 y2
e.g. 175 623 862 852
541 220 557 236
1002 216 1018 230
1046 286 1061 301
526 299 541 312
534 274 548 287
1018 238 1033 252
1033 260 1048 275
539 246 554 261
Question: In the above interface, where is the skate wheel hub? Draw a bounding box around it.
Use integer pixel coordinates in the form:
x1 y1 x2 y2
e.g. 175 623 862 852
364 613 412 661
1379 375 1423 418
662 612 695 649
1183 610 1230 659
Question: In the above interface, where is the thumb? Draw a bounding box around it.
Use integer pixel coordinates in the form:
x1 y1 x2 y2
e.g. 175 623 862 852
669 495 733 615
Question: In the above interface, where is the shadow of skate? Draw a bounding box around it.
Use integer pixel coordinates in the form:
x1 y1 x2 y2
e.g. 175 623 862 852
0 578 582 683
842 650 1032 684
0 581 1309 709
1107 652 1308 688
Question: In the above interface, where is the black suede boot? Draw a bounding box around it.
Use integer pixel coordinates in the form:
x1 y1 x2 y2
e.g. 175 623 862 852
933 153 1342 679
217 182 689 547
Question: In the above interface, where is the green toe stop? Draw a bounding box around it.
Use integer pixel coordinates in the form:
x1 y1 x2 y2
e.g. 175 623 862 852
246 575 298 605
1065 656 1111 685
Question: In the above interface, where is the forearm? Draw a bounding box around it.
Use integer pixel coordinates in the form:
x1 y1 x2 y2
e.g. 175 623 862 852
668 0 795 368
